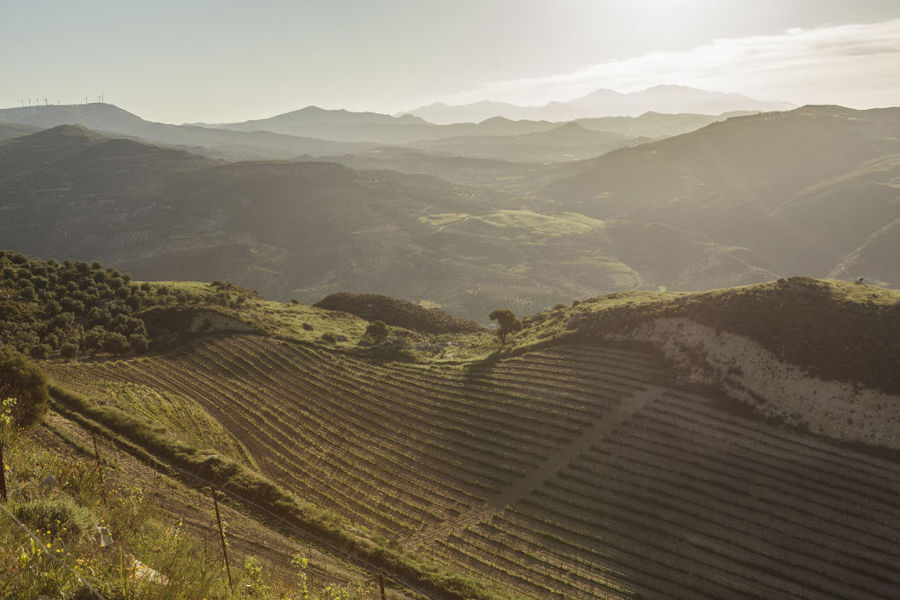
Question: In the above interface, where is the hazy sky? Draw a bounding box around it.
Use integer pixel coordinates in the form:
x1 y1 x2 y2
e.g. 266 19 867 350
2 0 899 123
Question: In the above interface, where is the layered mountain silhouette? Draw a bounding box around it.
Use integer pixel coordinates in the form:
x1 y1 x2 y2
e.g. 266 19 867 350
406 85 793 123
0 103 371 160
0 104 896 320
1 102 742 164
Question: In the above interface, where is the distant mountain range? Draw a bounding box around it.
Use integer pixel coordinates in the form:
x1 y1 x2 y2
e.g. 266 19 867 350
0 103 371 160
0 102 746 165
1 104 897 320
405 85 793 123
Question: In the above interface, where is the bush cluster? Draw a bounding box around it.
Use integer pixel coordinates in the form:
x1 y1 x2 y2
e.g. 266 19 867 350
0 253 256 360
0 252 156 358
315 292 484 334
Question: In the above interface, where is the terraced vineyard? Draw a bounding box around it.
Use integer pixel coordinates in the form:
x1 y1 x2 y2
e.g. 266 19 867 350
49 335 900 599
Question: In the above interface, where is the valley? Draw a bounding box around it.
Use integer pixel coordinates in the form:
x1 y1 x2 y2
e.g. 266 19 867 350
3 103 897 322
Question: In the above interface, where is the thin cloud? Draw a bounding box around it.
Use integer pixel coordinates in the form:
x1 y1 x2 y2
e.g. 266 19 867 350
441 19 900 108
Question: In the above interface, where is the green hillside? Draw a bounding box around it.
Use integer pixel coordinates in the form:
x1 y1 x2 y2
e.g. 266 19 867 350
2 254 899 600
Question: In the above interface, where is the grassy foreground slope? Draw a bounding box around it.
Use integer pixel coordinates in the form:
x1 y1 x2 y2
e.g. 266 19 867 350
2 410 430 600
36 266 900 599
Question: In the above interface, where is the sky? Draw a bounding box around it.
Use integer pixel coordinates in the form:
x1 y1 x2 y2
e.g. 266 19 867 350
2 0 899 123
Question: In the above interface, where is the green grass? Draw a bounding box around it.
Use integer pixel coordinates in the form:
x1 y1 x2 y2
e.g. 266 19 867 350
43 371 256 468
478 210 605 237
1 424 409 600
142 280 372 347
0 430 235 600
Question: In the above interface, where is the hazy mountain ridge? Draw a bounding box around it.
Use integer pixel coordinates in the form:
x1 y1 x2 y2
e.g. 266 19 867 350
1 102 741 164
406 85 793 123
0 103 373 160
545 105 900 286
1 104 898 321
0 124 782 320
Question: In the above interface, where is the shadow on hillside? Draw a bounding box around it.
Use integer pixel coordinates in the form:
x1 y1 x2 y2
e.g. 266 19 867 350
461 351 503 388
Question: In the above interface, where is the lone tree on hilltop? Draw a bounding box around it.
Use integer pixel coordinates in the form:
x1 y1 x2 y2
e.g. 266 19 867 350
489 309 522 344
0 346 49 428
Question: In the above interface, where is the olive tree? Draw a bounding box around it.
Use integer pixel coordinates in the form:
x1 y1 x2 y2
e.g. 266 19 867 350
489 309 522 344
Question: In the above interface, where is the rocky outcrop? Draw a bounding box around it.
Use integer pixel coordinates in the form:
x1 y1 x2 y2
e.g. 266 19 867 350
610 317 900 450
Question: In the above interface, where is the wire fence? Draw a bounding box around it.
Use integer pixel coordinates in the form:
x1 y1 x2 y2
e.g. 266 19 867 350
42 403 439 600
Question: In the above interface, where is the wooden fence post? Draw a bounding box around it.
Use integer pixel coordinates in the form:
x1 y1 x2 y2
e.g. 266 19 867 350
379 573 387 600
0 437 7 502
212 489 234 591
91 434 107 505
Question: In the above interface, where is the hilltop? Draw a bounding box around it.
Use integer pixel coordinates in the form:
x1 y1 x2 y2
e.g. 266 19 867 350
314 292 484 334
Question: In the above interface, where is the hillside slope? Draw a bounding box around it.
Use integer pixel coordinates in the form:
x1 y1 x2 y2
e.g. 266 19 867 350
546 106 900 284
3 252 897 599
48 319 900 600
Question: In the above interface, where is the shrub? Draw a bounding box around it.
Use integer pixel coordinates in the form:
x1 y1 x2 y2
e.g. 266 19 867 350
365 320 390 343
43 333 59 349
60 343 79 359
103 332 129 356
0 346 49 427
128 334 149 354
29 344 51 360
13 497 95 543
82 327 107 352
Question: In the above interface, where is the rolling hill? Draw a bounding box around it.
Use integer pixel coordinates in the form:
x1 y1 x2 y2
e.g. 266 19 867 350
546 105 900 287
406 122 649 163
3 252 899 599
1 102 751 166
2 104 898 321
3 249 890 600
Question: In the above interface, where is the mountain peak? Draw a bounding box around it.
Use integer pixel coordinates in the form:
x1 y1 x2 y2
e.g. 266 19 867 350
407 86 794 122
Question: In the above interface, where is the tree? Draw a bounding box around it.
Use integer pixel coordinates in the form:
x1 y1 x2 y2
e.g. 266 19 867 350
489 309 522 344
365 320 390 343
0 346 49 427
128 333 149 354
104 332 129 356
